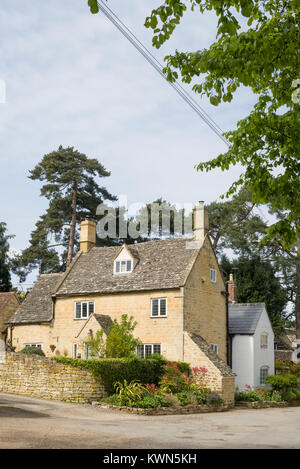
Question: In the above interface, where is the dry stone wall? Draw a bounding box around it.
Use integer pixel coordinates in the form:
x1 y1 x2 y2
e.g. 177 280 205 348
0 352 105 403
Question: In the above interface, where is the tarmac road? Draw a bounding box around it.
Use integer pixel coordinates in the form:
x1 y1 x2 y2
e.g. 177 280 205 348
1 392 300 449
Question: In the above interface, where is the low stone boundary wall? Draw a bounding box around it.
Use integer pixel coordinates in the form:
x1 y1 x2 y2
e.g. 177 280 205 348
0 352 105 403
93 402 233 415
235 401 300 409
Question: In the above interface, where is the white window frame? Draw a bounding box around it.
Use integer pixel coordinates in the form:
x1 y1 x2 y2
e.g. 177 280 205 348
260 366 269 385
151 298 167 317
24 343 42 349
136 344 161 359
260 332 268 349
210 268 217 283
210 343 218 354
114 259 132 274
74 301 95 320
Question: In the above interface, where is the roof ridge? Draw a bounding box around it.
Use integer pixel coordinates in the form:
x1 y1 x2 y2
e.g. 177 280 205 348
90 237 194 250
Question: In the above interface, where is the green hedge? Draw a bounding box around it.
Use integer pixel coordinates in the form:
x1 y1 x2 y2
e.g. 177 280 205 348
52 356 190 394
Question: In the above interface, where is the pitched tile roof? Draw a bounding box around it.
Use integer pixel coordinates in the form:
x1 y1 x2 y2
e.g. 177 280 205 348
0 292 16 312
94 314 114 333
8 273 63 325
188 332 235 377
228 303 266 335
55 238 199 296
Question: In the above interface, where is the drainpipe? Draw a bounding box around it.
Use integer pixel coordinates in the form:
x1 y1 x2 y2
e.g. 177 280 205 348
221 285 230 366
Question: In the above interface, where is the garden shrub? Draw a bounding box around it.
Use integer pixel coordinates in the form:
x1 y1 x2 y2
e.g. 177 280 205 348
265 374 298 392
20 346 45 357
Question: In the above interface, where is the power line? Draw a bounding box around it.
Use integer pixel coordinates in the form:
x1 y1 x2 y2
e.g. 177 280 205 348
97 1 229 147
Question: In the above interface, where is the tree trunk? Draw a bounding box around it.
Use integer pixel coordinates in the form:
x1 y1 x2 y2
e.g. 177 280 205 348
66 180 77 268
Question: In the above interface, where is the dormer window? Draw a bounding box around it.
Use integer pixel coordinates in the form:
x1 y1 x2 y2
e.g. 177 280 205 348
115 259 132 274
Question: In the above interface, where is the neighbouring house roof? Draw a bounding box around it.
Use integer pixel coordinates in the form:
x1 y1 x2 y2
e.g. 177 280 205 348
188 332 235 377
55 237 200 296
7 273 63 325
0 292 16 312
228 303 266 335
275 328 296 351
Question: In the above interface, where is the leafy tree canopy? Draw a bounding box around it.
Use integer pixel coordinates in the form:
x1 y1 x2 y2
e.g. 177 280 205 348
105 314 141 358
141 0 299 248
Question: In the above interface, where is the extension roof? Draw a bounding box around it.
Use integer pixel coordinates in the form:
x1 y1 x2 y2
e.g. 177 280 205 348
7 273 63 325
189 332 235 377
228 303 266 335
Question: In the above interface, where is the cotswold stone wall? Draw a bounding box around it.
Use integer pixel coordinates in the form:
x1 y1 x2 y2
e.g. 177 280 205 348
0 352 105 403
183 332 235 405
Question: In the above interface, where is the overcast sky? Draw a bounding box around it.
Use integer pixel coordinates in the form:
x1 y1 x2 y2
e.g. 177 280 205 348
0 0 262 288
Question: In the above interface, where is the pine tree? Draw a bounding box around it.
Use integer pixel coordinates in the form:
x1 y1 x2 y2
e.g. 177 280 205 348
13 146 116 279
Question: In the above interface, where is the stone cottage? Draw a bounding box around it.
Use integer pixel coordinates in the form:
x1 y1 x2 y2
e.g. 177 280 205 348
227 275 275 389
6 202 235 402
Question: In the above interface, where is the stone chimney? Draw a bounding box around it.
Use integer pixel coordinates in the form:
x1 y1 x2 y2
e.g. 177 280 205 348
80 219 96 253
227 273 237 303
193 201 209 242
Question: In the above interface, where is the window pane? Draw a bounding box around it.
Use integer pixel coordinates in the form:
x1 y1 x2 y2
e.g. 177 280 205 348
153 344 161 355
121 261 126 272
115 261 120 273
151 299 159 316
89 302 94 315
260 367 269 385
159 299 166 316
145 345 152 358
75 302 81 319
82 302 88 318
126 260 132 272
137 345 144 359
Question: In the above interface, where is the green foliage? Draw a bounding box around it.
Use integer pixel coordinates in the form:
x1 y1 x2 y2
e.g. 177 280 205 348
235 385 284 402
52 356 166 394
88 0 99 14
275 359 292 373
135 393 171 408
20 346 45 357
265 373 298 392
82 329 105 358
104 314 141 358
132 198 193 239
114 379 147 406
281 388 300 402
143 0 300 248
0 222 13 291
